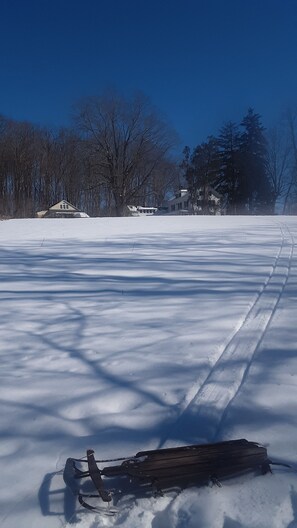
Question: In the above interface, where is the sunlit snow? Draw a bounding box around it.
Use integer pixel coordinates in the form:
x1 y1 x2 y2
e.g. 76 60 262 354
0 215 296 528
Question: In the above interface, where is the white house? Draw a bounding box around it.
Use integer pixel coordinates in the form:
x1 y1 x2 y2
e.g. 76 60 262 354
164 187 222 215
165 189 190 215
36 200 89 218
126 205 158 216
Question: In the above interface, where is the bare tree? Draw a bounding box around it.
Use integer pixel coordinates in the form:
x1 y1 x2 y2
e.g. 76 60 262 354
3 120 38 217
74 91 178 216
35 127 87 212
282 109 297 213
0 115 10 216
266 123 292 213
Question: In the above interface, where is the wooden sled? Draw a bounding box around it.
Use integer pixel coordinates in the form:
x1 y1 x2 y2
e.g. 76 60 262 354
63 439 274 511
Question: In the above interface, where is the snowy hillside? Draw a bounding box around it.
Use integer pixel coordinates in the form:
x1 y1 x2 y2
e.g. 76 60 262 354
0 215 297 528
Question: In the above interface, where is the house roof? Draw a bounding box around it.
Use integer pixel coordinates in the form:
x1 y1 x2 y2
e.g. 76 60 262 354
36 199 89 218
167 186 221 203
48 200 80 212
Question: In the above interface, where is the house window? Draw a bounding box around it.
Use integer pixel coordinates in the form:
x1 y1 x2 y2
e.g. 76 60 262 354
171 204 175 211
184 200 188 208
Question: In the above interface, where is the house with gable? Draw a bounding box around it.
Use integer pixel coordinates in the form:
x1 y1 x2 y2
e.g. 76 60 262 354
162 187 222 215
36 200 89 218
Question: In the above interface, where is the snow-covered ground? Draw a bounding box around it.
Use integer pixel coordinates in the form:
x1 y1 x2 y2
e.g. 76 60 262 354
0 215 297 528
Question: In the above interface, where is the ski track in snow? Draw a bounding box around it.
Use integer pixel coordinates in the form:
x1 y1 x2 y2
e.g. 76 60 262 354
55 220 296 528
1 217 297 528
162 221 295 446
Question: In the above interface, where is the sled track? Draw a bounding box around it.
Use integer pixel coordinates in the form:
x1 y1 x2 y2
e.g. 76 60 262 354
162 222 295 446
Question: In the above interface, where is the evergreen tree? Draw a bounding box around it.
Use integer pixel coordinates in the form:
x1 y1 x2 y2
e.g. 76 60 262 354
217 121 243 214
184 137 220 214
239 108 273 213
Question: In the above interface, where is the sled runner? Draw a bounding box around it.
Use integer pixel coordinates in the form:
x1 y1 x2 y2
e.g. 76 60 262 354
63 438 274 511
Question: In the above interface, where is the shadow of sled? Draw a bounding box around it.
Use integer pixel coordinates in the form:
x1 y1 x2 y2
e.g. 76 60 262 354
38 470 85 524
63 438 282 514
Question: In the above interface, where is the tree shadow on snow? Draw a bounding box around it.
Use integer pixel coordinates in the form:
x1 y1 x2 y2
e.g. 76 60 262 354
223 517 248 528
286 486 297 528
0 225 295 523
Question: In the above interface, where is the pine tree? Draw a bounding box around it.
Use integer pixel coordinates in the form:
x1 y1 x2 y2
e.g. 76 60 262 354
184 137 220 214
240 108 273 214
217 122 243 214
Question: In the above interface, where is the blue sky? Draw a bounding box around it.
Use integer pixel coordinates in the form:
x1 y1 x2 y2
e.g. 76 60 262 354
1 0 297 150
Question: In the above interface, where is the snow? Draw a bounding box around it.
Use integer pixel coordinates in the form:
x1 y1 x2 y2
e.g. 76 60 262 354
0 215 297 528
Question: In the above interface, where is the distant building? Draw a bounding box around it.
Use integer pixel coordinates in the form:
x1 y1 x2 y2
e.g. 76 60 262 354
165 189 190 215
126 205 158 216
163 187 222 215
36 200 89 218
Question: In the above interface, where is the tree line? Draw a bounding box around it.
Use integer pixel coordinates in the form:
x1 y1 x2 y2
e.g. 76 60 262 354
182 108 297 215
0 92 179 218
0 92 297 217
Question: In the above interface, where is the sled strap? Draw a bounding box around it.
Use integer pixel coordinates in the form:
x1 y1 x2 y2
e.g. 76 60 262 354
86 449 112 502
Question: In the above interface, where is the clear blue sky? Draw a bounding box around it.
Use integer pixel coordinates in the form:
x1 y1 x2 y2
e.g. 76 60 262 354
1 0 297 151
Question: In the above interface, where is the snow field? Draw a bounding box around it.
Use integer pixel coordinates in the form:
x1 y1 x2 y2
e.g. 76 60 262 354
0 215 297 528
